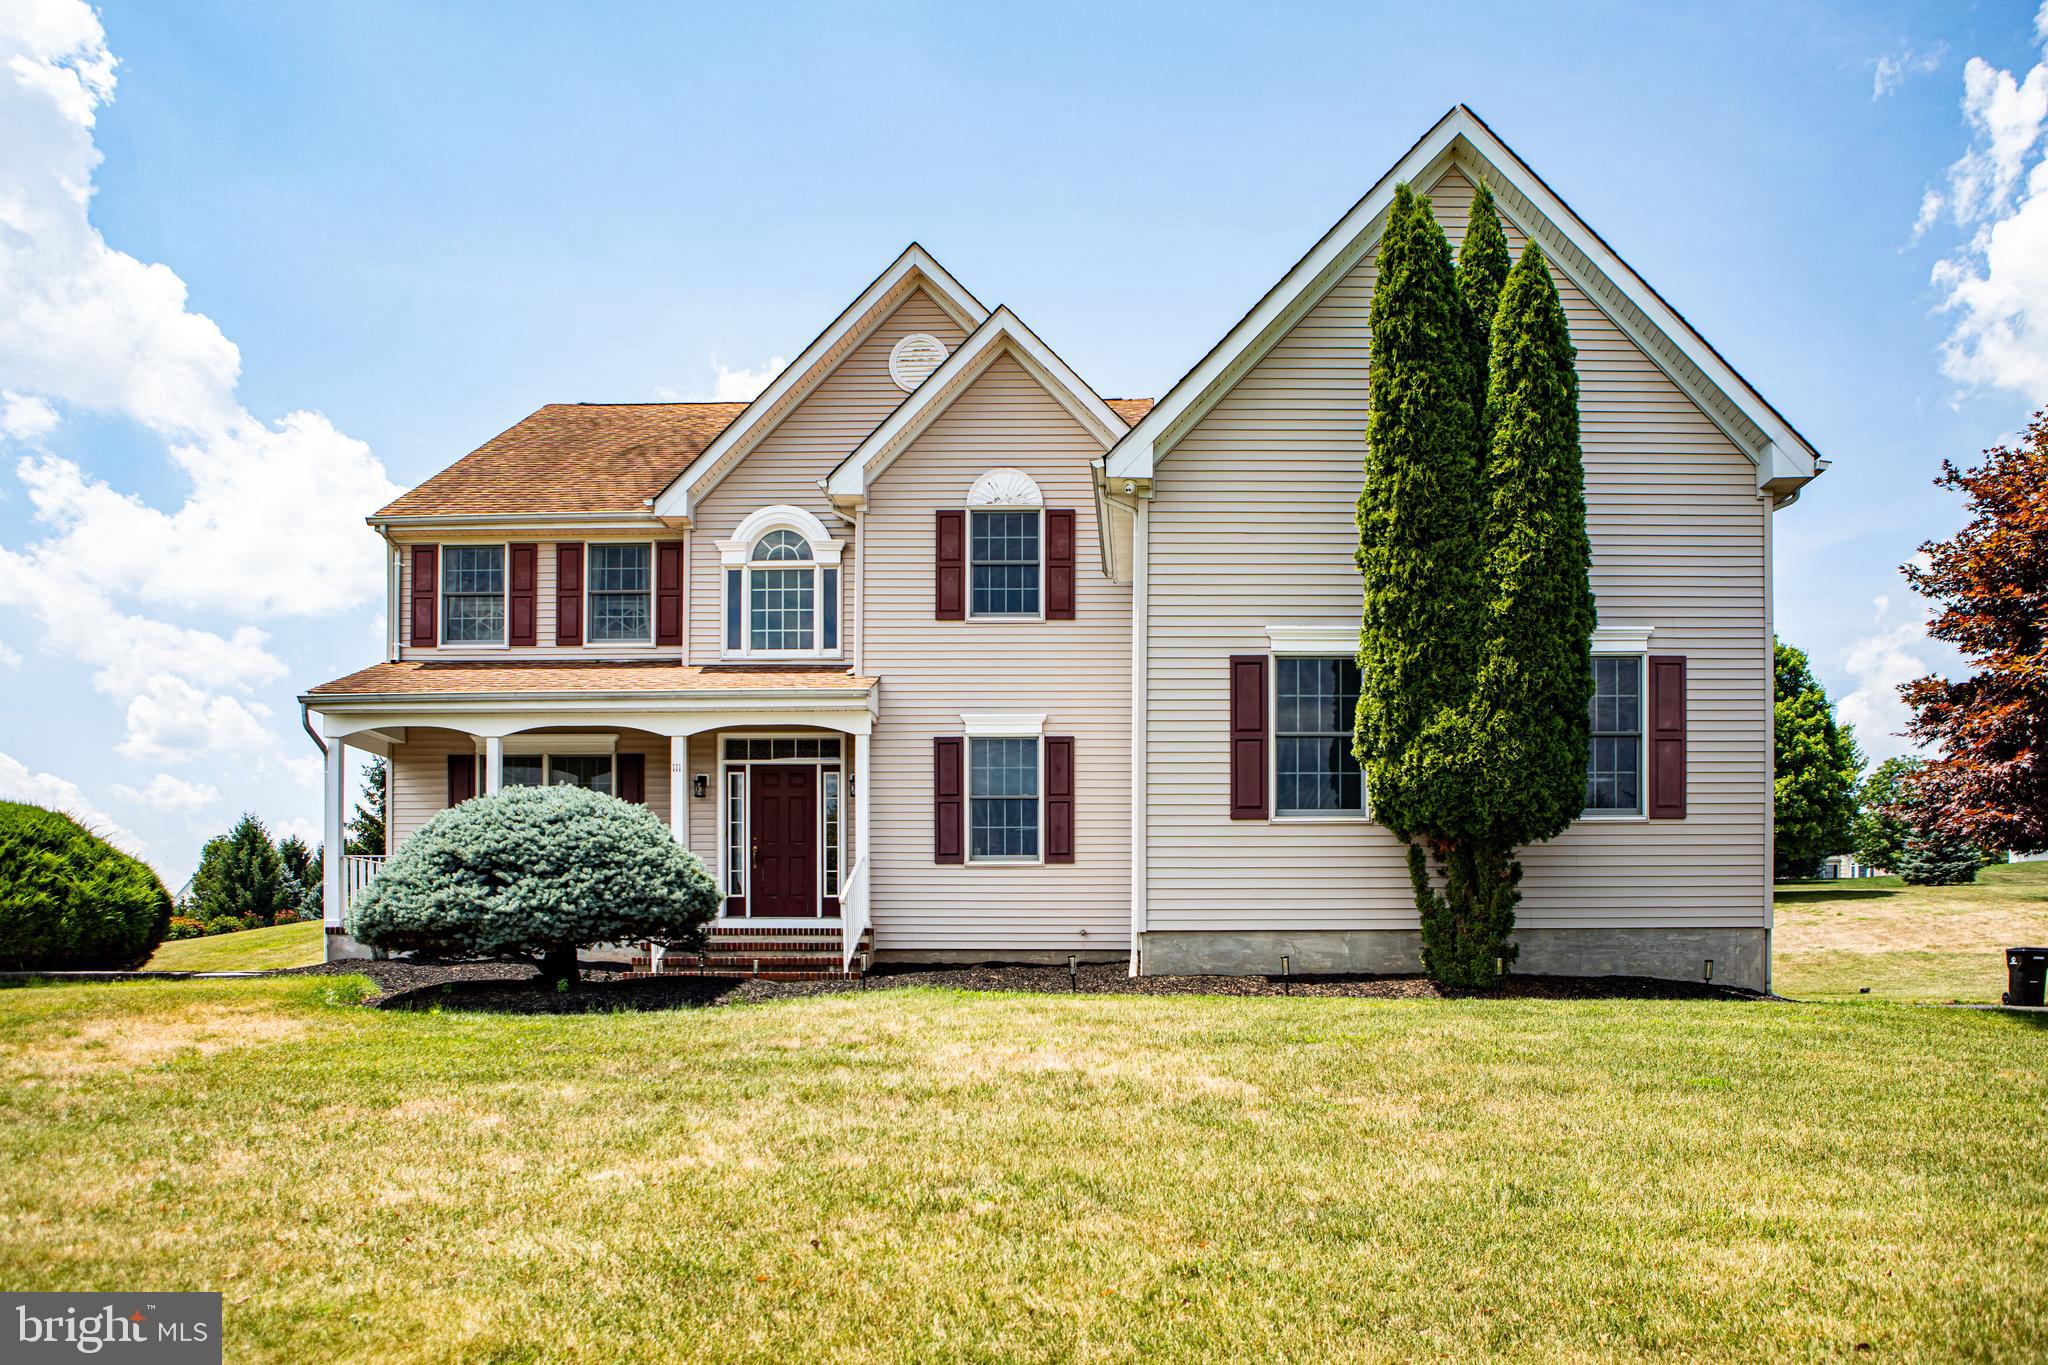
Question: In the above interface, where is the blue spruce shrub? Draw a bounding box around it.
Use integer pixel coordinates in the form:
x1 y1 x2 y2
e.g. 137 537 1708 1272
347 784 717 982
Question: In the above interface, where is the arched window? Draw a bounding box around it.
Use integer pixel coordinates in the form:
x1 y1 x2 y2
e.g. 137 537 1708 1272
718 506 842 657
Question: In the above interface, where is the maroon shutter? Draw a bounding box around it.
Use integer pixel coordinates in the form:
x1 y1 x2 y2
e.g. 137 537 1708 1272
934 736 964 863
617 751 646 804
507 543 537 647
446 753 476 807
1045 735 1075 863
1046 509 1076 620
1648 655 1687 819
935 510 966 620
555 543 583 646
409 545 438 647
1229 654 1269 820
655 542 683 647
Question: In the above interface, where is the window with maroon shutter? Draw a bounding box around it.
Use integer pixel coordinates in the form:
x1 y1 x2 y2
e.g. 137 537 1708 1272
617 751 646 804
935 510 966 620
1046 509 1076 620
1045 735 1075 862
655 542 683 647
447 752 476 807
1648 655 1687 819
1229 654 1270 820
507 543 537 646
933 736 964 862
409 545 438 647
555 543 583 646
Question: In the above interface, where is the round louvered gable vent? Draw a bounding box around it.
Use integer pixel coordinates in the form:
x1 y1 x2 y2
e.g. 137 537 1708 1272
888 333 948 391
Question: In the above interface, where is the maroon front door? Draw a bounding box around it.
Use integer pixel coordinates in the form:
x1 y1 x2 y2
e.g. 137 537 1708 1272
748 766 818 917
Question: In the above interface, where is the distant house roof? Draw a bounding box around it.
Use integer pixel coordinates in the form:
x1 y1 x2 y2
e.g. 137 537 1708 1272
373 403 748 520
304 660 873 700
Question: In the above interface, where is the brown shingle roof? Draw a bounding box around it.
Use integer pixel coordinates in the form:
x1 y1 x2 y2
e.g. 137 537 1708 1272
376 403 748 518
305 660 873 698
1104 398 1155 426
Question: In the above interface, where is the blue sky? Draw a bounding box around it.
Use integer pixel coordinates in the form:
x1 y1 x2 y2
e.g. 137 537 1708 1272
2 0 2045 887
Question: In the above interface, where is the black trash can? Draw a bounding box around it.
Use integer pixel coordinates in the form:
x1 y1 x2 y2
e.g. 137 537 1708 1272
2004 947 2048 1007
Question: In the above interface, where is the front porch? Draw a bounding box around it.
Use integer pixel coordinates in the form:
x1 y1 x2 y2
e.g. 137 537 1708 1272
301 661 877 974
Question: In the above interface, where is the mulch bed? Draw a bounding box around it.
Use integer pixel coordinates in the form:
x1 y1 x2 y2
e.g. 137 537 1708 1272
285 958 1759 1015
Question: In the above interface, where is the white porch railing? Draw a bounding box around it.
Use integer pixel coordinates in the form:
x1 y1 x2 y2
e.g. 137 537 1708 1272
840 854 869 973
342 854 386 909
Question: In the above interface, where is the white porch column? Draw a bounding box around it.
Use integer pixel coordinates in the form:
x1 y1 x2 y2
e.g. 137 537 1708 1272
484 735 504 793
669 735 690 847
322 738 346 928
854 729 871 868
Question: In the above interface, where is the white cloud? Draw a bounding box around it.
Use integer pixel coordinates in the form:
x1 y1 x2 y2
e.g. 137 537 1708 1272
1920 5 2048 398
1837 597 1933 763
0 2 397 810
656 354 788 403
271 814 320 848
113 771 219 814
0 638 18 670
1 391 58 440
1873 43 1946 100
0 748 144 856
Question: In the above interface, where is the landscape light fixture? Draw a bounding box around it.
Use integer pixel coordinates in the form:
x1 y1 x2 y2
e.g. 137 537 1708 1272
1282 954 1291 995
1068 954 1078 992
1704 959 1714 983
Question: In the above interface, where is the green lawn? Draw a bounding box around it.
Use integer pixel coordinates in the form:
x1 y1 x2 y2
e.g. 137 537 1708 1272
2 977 2044 1361
1773 859 2048 1002
142 920 326 973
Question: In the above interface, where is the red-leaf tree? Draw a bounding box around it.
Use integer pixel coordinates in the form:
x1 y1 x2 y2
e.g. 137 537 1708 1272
1899 410 2048 854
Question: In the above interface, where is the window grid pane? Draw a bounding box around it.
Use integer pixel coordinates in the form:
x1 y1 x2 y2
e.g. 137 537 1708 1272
501 755 544 788
970 736 1039 860
823 771 841 897
970 510 1040 617
1585 656 1643 812
725 771 745 897
441 545 506 643
1274 657 1365 815
547 754 613 794
749 568 814 650
751 530 812 562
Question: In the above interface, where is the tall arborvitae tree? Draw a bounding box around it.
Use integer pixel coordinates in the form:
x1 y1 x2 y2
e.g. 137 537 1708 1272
1456 178 1511 431
1434 242 1598 987
190 814 288 923
346 757 387 857
1354 184 1487 851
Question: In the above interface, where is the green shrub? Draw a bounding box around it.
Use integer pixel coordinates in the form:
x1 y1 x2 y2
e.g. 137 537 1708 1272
203 916 247 936
0 801 172 970
272 906 302 924
165 916 207 940
347 785 718 983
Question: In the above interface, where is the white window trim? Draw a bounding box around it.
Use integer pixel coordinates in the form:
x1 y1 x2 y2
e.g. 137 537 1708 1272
965 505 1047 622
716 506 844 661
437 540 510 650
1582 649 1650 822
1267 649 1371 823
583 540 658 650
963 729 1046 866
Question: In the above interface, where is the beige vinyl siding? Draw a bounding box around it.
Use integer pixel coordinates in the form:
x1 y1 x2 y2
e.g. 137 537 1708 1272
386 727 674 849
1144 163 1770 934
395 533 684 662
687 289 966 665
863 351 1132 951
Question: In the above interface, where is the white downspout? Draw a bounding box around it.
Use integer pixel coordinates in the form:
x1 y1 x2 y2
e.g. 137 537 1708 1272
1129 495 1149 976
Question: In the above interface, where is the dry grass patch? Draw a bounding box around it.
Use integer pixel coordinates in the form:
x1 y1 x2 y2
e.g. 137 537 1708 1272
1775 860 2048 1000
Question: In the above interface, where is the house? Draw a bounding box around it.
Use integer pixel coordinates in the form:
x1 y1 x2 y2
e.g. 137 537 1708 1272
302 107 1823 991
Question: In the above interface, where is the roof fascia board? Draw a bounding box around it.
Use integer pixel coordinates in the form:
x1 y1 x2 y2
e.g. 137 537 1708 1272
302 688 875 711
368 512 669 532
1106 106 1821 491
653 245 989 518
827 307 1129 499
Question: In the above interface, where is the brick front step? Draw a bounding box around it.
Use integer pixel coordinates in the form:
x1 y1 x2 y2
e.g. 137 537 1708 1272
629 929 869 980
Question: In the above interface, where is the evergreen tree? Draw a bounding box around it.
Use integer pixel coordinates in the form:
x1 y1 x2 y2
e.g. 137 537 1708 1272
1774 639 1863 878
1424 242 1598 987
1354 183 1487 846
1456 177 1511 436
1895 823 1981 886
190 814 288 923
347 757 387 857
1850 756 1923 872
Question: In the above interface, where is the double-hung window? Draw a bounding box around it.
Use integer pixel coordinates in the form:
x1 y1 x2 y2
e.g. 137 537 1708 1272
970 509 1041 618
500 750 614 793
1585 655 1644 815
1274 656 1366 817
723 517 840 656
587 544 652 644
441 545 506 644
969 736 1040 862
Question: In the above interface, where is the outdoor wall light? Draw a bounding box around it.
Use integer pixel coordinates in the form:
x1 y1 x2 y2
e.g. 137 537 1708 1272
692 773 708 800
